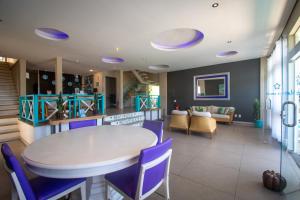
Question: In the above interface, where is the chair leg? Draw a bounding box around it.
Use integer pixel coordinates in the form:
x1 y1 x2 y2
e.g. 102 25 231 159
106 182 109 200
11 186 18 200
80 182 87 200
164 176 170 200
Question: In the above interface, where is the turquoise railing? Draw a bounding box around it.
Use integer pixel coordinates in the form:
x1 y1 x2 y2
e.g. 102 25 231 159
135 95 160 112
19 94 105 126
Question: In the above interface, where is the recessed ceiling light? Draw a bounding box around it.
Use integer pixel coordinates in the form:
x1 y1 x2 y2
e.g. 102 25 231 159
151 28 204 51
89 69 94 72
102 56 125 64
35 28 69 41
212 3 219 8
216 51 238 57
149 65 170 70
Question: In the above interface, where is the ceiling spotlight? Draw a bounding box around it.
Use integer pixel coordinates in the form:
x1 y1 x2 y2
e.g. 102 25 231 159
212 3 219 8
89 69 94 72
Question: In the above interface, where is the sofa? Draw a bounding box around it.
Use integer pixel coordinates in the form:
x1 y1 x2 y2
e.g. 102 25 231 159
190 106 235 124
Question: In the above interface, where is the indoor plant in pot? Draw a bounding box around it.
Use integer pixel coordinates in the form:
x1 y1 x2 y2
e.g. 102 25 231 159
254 98 263 128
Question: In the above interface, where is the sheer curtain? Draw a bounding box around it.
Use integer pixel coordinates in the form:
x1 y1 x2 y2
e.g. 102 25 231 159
267 40 282 142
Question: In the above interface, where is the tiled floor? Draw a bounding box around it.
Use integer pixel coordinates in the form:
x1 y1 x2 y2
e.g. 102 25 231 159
1 123 300 200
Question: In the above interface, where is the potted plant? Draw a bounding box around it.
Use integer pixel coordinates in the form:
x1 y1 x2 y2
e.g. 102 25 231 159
56 92 64 119
254 98 263 128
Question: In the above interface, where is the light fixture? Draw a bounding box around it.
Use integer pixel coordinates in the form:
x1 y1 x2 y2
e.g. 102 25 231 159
116 47 119 52
102 56 125 64
148 65 170 70
151 28 204 51
89 69 94 72
35 28 69 41
216 51 238 57
212 3 219 8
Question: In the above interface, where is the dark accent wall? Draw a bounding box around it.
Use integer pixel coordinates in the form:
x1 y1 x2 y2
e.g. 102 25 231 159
167 59 260 122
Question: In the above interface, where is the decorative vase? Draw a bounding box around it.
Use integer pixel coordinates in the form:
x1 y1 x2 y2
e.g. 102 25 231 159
262 170 287 192
255 119 263 128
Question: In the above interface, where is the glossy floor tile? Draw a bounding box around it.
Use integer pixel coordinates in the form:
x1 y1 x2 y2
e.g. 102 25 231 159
0 123 295 200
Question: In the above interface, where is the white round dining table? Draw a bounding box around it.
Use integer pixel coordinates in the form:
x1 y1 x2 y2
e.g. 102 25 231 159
22 125 157 200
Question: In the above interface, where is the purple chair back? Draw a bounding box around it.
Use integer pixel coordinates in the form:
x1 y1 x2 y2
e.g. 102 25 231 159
1 143 36 200
135 138 172 198
142 120 163 144
69 119 97 130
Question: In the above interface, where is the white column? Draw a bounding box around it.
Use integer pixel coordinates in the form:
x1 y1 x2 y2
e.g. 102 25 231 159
119 70 124 109
260 57 268 128
159 72 167 117
55 56 63 94
19 59 27 96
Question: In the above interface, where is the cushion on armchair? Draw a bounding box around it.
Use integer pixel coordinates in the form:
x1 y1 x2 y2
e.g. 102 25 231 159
172 110 188 115
192 111 211 118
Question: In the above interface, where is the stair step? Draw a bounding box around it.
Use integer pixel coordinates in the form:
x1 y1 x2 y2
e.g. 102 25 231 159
0 105 18 111
0 124 18 134
0 97 18 101
0 110 18 117
0 68 10 72
0 85 16 90
0 132 20 142
0 100 19 106
0 118 18 126
0 93 18 97
0 90 17 94
0 82 14 86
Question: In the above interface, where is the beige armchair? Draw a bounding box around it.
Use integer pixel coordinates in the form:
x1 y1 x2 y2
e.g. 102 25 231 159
189 116 217 138
169 113 190 134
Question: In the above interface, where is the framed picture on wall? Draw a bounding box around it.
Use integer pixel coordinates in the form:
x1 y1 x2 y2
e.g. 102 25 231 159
194 72 230 100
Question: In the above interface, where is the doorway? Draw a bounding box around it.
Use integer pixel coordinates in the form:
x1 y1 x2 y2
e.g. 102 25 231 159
105 77 117 108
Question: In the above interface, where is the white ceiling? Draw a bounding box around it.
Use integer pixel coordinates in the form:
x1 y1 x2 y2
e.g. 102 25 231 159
0 0 296 74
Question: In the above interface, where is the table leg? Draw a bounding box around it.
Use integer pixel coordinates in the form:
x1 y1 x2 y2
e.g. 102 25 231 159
87 175 122 200
51 125 55 134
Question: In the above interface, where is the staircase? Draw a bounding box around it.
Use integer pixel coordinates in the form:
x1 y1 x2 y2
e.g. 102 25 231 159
0 62 20 142
131 70 158 85
0 118 19 142
123 83 147 108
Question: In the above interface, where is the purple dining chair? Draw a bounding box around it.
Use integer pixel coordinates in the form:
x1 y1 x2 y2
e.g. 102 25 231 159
69 119 97 130
142 120 164 144
105 138 173 200
1 143 87 200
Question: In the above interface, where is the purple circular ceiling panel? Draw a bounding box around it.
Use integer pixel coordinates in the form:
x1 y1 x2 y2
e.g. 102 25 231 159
35 28 69 41
151 28 204 51
148 65 170 70
216 51 238 57
102 57 125 64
